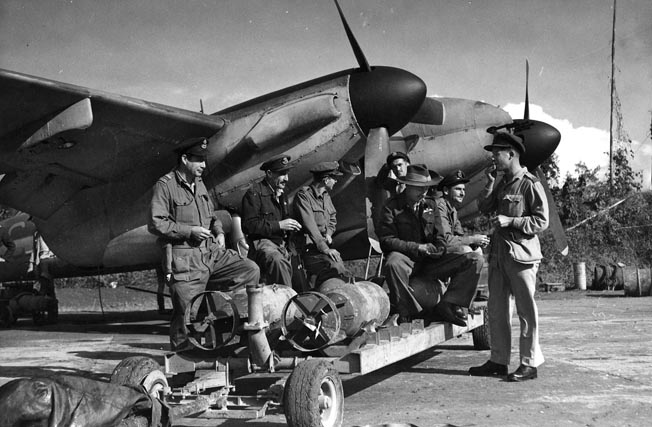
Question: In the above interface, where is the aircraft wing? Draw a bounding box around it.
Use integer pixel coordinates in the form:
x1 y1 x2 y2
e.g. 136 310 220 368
0 69 225 219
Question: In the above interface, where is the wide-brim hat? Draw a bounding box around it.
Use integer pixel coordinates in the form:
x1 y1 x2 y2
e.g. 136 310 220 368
396 164 442 187
483 131 526 154
438 169 470 190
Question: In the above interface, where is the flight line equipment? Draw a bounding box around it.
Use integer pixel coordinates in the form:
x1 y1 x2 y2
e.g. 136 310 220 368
111 279 489 427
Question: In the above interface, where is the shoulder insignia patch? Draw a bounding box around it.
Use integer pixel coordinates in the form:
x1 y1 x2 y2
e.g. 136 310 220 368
158 172 174 183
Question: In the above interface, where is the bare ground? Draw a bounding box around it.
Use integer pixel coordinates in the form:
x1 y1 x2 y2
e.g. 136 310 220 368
1 287 651 427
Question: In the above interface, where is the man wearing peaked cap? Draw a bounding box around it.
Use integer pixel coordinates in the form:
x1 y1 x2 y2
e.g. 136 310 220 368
260 154 293 173
309 161 343 179
242 153 301 288
377 164 482 327
483 130 526 155
179 137 209 158
149 136 260 351
435 169 490 254
470 128 548 382
293 161 350 288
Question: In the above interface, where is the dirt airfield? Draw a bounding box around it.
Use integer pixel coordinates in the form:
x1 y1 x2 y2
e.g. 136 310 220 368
1 286 651 427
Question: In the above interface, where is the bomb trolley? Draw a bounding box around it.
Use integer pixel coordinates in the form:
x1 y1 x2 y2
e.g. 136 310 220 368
111 280 489 427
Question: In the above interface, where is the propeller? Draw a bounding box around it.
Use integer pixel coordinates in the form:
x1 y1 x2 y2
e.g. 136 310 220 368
333 0 370 72
511 60 567 255
364 127 390 254
333 0 434 251
334 0 443 128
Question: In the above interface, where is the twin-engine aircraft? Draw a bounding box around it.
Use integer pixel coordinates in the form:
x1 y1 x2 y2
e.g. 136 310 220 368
0 1 563 288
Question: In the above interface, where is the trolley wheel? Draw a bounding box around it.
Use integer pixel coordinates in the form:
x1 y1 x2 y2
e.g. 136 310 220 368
284 359 343 427
281 291 341 352
110 356 168 399
184 291 239 351
472 304 491 350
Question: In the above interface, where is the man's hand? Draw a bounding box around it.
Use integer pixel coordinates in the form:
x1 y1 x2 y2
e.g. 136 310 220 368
0 257 5 263
418 243 443 258
279 218 302 232
325 248 342 263
190 226 212 241
469 234 490 248
215 232 226 249
490 215 513 228
485 164 497 182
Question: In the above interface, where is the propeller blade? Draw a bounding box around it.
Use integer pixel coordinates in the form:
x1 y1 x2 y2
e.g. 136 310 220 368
524 59 530 120
333 0 371 72
410 97 446 125
535 168 568 256
364 127 390 253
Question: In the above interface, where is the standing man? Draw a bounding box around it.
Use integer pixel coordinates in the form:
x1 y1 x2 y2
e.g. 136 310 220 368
149 137 260 351
436 170 490 253
469 131 548 382
241 154 302 287
378 164 483 325
293 161 351 288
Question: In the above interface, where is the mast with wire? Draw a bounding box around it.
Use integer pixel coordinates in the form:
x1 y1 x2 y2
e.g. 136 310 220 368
609 0 617 187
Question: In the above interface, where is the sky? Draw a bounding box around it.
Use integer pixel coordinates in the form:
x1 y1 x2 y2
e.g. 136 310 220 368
1 0 651 187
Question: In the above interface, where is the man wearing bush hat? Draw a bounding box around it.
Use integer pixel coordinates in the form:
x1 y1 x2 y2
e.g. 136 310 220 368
469 130 549 382
242 154 302 288
293 161 351 287
436 169 490 253
149 137 260 351
378 164 482 326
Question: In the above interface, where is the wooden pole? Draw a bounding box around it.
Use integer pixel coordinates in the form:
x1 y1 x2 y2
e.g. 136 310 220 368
609 0 617 187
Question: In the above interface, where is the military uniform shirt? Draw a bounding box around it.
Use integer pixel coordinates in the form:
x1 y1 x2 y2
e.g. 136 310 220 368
148 170 223 248
434 197 465 250
478 167 548 263
241 180 290 245
293 184 337 253
378 194 446 261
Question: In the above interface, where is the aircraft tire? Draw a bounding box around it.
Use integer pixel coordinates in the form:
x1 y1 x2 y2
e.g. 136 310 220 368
472 305 491 350
110 356 168 399
0 305 14 328
284 359 343 427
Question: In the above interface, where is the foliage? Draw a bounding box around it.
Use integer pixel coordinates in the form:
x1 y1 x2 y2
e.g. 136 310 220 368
540 142 648 286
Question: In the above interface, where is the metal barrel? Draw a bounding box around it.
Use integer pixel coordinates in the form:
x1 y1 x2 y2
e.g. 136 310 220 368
622 267 652 297
573 262 587 290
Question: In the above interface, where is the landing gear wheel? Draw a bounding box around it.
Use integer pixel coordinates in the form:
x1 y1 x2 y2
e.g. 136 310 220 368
0 305 14 328
184 291 239 351
32 298 58 326
472 304 490 350
110 356 168 399
281 291 341 352
284 359 343 427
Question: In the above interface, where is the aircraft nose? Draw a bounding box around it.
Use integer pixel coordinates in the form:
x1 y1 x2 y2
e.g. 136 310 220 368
349 66 427 137
514 119 562 170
